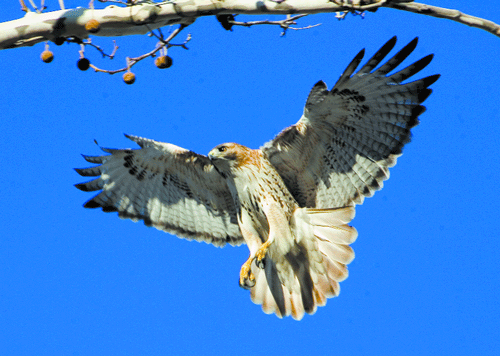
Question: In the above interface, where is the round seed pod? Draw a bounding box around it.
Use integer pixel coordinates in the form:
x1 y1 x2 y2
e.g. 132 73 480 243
85 19 101 33
155 55 173 69
77 58 90 71
41 50 54 63
123 72 136 85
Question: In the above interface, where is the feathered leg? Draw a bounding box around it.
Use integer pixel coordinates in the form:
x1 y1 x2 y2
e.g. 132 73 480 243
255 239 272 268
255 203 294 269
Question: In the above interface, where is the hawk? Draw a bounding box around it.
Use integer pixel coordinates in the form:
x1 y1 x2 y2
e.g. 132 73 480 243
75 37 439 320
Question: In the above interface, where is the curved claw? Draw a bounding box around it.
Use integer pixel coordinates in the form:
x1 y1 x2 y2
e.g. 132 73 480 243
239 272 256 290
255 239 272 269
255 256 266 269
239 258 256 290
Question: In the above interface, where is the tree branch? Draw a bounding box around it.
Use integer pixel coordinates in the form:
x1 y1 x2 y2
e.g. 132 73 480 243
387 2 500 38
1 1 498 51
2 0 499 82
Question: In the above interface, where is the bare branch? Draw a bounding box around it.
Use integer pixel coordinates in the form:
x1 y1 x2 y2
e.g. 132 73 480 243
229 14 320 36
19 0 29 12
97 0 129 5
387 2 500 38
332 0 388 12
84 38 119 59
1 0 499 52
89 23 191 74
27 0 38 12
335 10 366 20
229 14 307 28
2 0 500 82
0 1 199 50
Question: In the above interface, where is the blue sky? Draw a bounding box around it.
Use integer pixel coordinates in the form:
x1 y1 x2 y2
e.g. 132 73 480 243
1 1 499 355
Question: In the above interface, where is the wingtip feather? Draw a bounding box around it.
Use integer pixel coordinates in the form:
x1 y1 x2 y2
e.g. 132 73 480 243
356 36 398 76
334 48 366 87
124 133 139 144
74 182 92 192
83 198 101 208
81 154 104 164
74 166 101 177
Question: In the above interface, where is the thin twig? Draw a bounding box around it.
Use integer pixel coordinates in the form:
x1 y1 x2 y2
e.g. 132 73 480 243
285 23 322 31
79 43 85 59
333 0 387 12
228 14 321 36
230 14 322 36
335 10 366 20
84 38 119 59
19 0 29 12
89 24 191 74
147 25 191 49
27 0 38 12
97 0 130 5
229 14 308 28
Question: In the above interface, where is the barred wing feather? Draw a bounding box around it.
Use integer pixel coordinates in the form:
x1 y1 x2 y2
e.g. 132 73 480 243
75 134 243 247
262 36 440 208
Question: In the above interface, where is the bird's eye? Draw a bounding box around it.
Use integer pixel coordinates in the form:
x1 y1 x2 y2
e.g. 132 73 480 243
218 146 227 152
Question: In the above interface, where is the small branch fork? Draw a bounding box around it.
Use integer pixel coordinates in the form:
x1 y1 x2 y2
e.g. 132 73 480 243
83 38 119 59
332 0 389 12
58 35 119 59
19 0 53 12
88 24 191 74
228 14 321 36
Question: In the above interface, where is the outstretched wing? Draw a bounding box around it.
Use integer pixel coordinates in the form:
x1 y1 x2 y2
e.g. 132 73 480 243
262 36 440 208
75 134 243 247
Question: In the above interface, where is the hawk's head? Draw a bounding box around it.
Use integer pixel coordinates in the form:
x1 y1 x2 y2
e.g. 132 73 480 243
208 143 240 162
208 143 260 178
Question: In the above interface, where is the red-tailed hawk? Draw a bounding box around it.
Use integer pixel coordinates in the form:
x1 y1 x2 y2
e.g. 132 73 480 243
75 37 439 320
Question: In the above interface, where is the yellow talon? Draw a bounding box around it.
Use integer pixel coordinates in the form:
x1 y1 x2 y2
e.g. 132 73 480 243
255 240 272 269
239 258 255 289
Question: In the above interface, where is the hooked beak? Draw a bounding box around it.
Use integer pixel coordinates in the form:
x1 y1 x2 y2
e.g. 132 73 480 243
208 147 223 161
208 151 217 161
208 153 225 178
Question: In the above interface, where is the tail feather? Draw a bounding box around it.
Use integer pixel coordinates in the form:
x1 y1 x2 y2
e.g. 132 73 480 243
264 257 287 317
314 224 358 245
289 282 306 320
251 267 307 320
249 206 357 320
324 258 349 282
306 206 356 226
251 267 280 317
317 239 355 265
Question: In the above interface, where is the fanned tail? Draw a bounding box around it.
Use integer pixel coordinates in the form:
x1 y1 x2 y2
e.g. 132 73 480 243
250 206 357 320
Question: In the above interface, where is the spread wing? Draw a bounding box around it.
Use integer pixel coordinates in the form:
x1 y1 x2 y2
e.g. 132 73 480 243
262 36 440 208
75 134 243 247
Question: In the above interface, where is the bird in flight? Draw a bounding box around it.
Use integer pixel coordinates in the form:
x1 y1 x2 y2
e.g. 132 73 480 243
75 36 439 320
